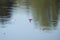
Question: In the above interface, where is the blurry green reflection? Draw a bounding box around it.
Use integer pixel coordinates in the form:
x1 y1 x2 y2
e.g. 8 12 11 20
0 0 59 30
19 0 59 30
31 0 58 30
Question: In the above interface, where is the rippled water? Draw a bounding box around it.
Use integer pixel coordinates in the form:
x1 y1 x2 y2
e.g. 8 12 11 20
0 0 60 40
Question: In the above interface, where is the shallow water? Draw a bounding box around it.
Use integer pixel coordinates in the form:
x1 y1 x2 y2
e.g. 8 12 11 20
0 0 60 40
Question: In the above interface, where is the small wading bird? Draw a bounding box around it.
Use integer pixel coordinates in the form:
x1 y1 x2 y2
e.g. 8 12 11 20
28 19 32 23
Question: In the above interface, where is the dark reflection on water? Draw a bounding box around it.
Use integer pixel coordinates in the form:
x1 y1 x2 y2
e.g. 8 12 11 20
0 0 60 40
0 0 60 31
31 0 60 31
0 0 15 25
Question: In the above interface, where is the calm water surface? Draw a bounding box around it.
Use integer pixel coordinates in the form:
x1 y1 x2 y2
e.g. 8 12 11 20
0 1 60 40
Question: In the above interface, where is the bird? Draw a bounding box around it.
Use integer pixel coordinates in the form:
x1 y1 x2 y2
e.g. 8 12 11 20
28 19 32 23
